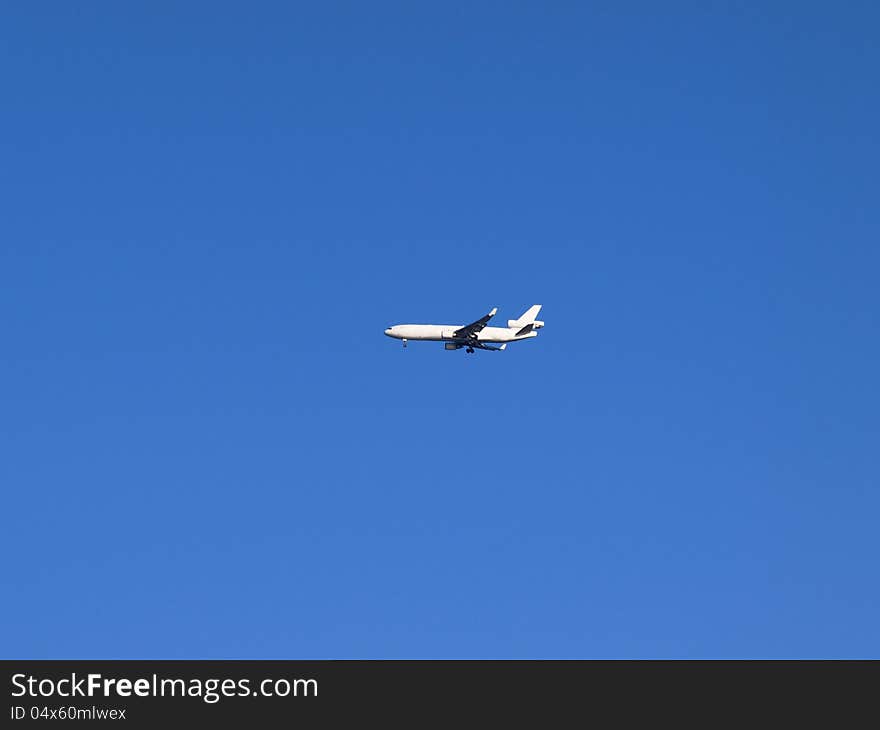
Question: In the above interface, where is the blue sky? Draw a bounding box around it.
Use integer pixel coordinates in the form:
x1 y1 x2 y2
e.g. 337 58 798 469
2 2 878 658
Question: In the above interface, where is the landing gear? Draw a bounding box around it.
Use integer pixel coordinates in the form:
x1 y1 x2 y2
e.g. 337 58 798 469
402 338 407 348
466 347 474 354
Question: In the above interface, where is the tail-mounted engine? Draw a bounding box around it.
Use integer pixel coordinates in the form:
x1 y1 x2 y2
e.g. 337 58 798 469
509 319 544 334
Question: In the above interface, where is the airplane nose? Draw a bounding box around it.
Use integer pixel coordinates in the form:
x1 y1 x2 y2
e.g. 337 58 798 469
384 327 392 336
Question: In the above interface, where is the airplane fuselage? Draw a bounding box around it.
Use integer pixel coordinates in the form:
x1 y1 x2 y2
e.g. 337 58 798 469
384 324 536 343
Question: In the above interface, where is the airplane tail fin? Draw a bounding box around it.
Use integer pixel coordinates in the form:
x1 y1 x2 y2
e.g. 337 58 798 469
507 304 542 329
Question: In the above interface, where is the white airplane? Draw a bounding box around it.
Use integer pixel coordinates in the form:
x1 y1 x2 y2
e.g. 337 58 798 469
384 305 544 353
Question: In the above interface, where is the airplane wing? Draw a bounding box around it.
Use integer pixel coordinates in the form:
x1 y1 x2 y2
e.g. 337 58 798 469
453 307 498 340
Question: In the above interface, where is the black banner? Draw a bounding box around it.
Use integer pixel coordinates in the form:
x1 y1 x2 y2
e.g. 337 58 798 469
3 661 876 725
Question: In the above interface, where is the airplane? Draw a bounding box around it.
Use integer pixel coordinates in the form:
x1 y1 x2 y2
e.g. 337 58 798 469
384 305 544 353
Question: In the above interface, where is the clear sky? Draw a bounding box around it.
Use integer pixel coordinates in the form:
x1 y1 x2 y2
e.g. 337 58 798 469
2 2 878 658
